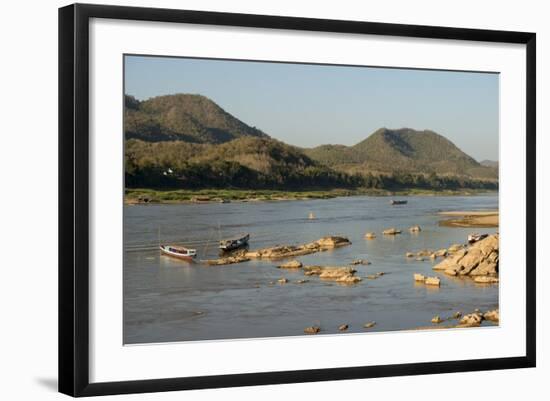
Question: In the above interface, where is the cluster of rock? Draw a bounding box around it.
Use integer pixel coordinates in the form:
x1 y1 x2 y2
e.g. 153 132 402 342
303 321 377 335
205 254 250 265
303 265 362 284
278 259 380 285
474 276 499 284
364 225 420 238
304 326 320 334
414 273 441 286
278 260 303 269
366 272 385 280
205 236 351 265
457 309 499 327
428 309 499 327
433 234 499 277
407 248 448 260
245 236 351 259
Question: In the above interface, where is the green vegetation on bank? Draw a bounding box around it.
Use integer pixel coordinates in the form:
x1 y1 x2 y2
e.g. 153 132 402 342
125 187 496 204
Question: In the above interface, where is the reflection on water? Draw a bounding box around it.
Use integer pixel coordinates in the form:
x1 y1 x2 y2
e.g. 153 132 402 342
124 194 498 344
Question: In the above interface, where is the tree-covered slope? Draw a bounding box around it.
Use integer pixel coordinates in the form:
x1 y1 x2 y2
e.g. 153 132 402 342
125 137 362 189
125 94 268 143
305 128 498 180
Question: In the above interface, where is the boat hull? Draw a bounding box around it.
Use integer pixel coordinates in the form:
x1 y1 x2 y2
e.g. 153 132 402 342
219 234 250 251
160 246 196 261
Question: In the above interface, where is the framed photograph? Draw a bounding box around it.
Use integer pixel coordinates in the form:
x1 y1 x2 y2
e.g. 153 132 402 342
59 3 536 397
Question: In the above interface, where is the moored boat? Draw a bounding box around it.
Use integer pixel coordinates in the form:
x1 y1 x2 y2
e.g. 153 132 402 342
468 233 488 244
160 244 197 261
219 233 250 251
390 200 408 205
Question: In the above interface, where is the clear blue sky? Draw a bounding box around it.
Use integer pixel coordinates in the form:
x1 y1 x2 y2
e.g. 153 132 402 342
125 55 499 161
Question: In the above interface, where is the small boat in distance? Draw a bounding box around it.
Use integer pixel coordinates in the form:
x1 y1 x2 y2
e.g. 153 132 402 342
468 233 488 244
159 244 197 261
390 200 408 205
219 233 250 251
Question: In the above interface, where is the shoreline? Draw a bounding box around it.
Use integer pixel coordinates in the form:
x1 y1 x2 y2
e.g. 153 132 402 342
438 210 499 228
125 188 498 205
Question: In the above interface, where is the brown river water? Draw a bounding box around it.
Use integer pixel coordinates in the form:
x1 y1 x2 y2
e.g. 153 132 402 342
123 194 498 344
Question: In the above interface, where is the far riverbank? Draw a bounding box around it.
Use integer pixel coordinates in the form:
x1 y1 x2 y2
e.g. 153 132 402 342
125 188 498 205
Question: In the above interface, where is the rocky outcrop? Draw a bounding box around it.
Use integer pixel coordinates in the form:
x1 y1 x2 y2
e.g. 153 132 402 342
337 275 362 284
304 326 320 334
303 265 361 284
431 315 443 324
433 234 498 278
407 248 447 260
413 274 441 286
458 312 483 327
278 260 303 269
447 244 464 253
205 255 250 265
246 236 351 259
424 277 441 286
456 309 499 327
409 225 422 233
483 309 499 322
474 276 499 284
414 273 426 282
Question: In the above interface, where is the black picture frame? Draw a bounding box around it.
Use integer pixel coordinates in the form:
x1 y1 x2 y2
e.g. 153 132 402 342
59 3 536 397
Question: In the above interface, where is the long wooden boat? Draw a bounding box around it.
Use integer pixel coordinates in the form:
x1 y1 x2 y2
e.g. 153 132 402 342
219 233 250 251
159 244 197 261
390 200 408 205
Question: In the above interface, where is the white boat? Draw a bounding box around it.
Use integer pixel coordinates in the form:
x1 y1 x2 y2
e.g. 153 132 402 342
159 244 197 261
468 233 488 244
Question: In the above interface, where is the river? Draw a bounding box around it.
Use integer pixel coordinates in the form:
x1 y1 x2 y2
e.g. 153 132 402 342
123 194 498 344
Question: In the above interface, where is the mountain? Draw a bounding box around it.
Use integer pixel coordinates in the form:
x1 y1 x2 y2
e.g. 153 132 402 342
125 94 268 143
304 128 498 180
124 94 497 190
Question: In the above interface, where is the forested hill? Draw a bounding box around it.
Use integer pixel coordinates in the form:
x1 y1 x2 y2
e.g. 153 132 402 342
125 94 267 143
304 128 498 180
124 93 498 191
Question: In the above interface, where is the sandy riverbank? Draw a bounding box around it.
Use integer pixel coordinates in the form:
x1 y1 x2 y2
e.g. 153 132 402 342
438 210 499 228
125 188 498 205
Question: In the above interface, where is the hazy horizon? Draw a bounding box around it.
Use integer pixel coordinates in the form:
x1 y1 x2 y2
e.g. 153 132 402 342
125 55 499 161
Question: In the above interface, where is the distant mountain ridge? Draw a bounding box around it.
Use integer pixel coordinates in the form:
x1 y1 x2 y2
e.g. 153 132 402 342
125 94 268 143
304 128 498 180
124 93 498 189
